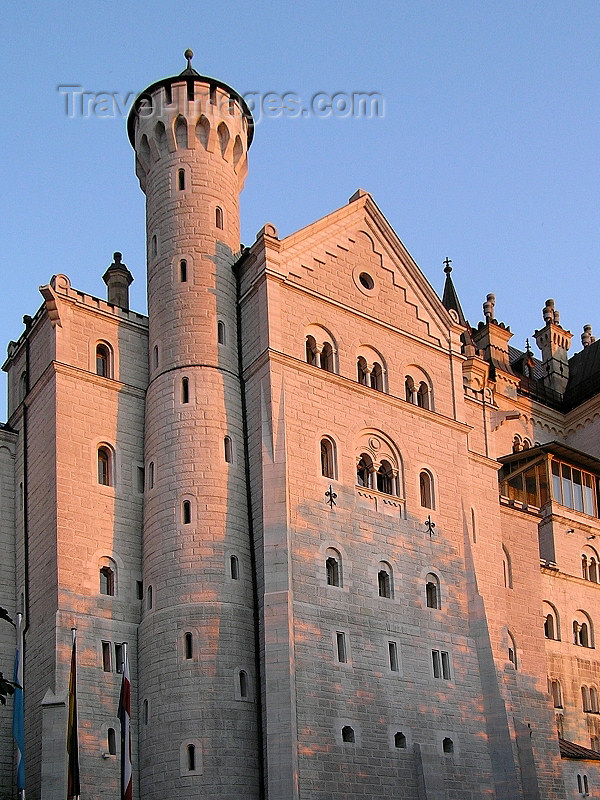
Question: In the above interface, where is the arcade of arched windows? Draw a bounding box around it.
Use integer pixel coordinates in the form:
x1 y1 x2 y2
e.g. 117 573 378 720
303 326 434 410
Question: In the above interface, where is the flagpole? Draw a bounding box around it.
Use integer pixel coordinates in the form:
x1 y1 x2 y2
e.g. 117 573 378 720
13 612 25 800
67 627 80 800
118 642 132 800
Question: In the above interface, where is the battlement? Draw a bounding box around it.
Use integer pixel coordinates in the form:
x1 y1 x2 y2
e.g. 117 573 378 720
128 53 253 194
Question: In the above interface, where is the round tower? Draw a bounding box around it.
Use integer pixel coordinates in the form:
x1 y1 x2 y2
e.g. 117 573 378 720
128 53 259 799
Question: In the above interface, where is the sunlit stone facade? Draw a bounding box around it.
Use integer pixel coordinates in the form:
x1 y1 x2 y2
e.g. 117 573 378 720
1 57 600 800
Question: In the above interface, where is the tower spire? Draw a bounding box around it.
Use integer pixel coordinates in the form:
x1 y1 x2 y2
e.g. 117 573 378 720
441 257 466 325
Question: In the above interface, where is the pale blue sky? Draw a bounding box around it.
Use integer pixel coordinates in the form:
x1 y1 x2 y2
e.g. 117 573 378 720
1 2 599 415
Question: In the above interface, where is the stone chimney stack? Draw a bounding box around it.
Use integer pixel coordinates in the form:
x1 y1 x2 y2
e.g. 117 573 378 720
102 252 133 309
533 299 572 395
472 293 514 374
582 324 596 348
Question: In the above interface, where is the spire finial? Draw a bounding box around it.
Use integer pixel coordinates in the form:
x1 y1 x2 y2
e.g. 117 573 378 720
443 257 452 275
184 49 194 70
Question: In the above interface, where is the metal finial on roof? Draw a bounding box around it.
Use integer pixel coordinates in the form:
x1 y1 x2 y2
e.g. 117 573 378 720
443 257 452 275
525 338 532 355
184 49 194 69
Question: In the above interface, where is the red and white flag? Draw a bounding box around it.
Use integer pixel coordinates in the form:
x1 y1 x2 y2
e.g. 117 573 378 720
117 645 132 800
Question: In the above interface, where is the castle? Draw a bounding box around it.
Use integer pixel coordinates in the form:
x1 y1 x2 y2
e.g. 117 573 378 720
1 53 600 800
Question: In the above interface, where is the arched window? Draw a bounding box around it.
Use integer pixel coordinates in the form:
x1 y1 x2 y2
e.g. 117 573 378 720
147 585 153 610
341 726 355 743
96 344 111 377
224 436 233 463
179 259 187 283
320 438 336 479
182 500 191 525
239 670 248 698
196 115 210 149
591 736 600 752
417 381 430 409
370 362 384 391
378 562 393 598
230 555 239 580
320 342 334 372
153 345 159 369
177 168 185 191
151 234 157 257
357 454 373 488
357 357 369 386
582 685 591 712
139 134 151 165
419 470 435 509
217 122 230 158
148 461 155 489
442 737 454 754
97 446 112 486
233 136 243 169
215 207 224 229
426 573 440 609
512 435 523 454
187 743 196 771
174 115 187 149
590 686 599 713
326 548 342 587
376 460 396 495
143 699 149 725
502 545 513 589
405 376 415 403
549 679 563 708
582 547 600 582
217 320 226 345
100 565 115 596
394 732 407 749
184 632 193 660
107 727 116 756
181 377 189 404
305 335 318 366
543 602 560 640
574 613 593 648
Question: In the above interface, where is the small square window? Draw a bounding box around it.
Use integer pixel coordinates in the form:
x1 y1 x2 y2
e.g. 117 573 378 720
115 643 124 674
432 649 451 680
102 641 112 672
336 632 347 663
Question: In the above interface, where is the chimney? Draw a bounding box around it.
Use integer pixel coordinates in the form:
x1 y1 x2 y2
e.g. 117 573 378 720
102 252 133 310
533 299 572 396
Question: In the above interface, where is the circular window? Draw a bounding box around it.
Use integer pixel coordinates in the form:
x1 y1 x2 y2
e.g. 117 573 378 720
359 272 374 290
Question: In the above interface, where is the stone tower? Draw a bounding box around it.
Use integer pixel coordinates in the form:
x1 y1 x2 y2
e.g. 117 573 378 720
127 53 260 798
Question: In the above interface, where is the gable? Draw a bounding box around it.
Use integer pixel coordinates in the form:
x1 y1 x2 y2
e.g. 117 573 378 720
275 192 457 348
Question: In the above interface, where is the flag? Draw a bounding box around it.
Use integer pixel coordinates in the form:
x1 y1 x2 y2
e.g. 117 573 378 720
12 613 24 793
117 645 132 800
66 629 80 800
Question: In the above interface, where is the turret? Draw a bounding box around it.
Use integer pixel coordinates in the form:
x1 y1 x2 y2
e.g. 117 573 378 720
128 53 259 800
533 299 572 396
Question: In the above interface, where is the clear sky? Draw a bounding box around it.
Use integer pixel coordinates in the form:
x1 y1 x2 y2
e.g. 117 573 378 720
1 1 599 416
